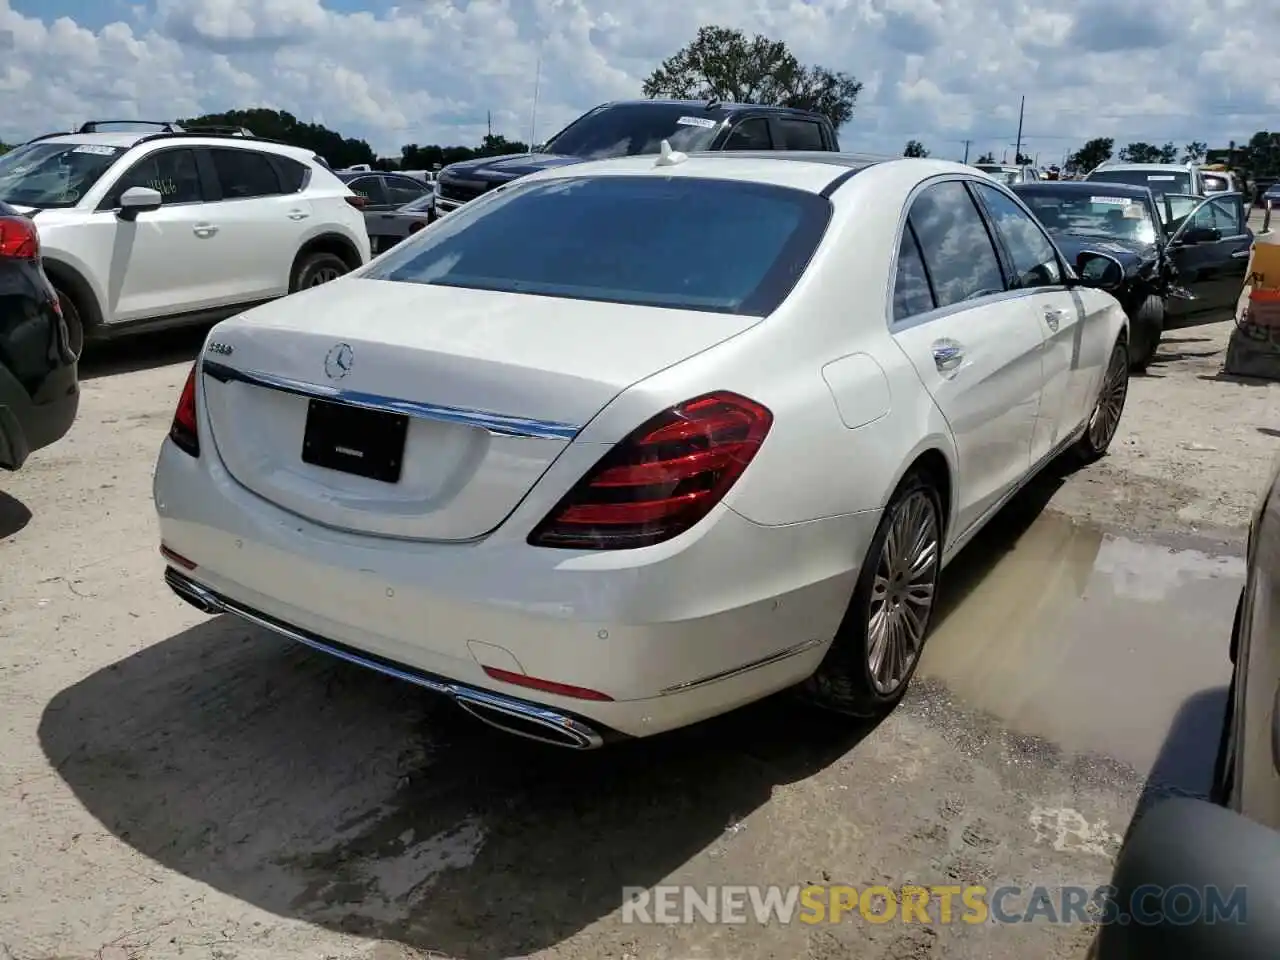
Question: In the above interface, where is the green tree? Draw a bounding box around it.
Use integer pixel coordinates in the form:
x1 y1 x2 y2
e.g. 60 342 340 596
903 140 929 158
1183 140 1208 163
1068 137 1113 172
475 134 530 157
642 25 862 128
976 151 995 164
179 108 376 168
1157 141 1179 163
1118 142 1162 163
0 142 11 156
1243 131 1280 177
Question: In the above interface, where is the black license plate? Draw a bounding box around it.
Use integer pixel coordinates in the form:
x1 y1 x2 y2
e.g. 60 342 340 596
301 398 409 483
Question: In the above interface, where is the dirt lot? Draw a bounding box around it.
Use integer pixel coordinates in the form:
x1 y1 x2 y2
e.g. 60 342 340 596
0 315 1275 960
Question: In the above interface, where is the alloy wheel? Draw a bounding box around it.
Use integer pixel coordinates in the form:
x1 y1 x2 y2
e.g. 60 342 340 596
1088 347 1129 451
867 489 940 695
308 266 345 287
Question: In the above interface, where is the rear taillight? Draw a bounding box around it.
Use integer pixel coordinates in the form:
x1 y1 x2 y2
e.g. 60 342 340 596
345 195 367 209
528 391 772 550
0 216 38 259
170 363 199 456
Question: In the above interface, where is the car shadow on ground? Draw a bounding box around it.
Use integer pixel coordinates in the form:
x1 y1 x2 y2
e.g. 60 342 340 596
0 489 32 540
1121 685 1229 845
78 324 211 381
36 460 1081 958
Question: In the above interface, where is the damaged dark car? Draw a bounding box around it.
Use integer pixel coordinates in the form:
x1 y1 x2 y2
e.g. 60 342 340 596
1013 181 1253 370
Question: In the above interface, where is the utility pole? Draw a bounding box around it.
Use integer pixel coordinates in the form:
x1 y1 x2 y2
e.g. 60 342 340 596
529 46 542 148
1013 95 1025 163
487 111 492 138
962 139 972 163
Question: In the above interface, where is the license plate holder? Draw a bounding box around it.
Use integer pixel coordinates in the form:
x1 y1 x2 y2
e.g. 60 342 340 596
301 398 408 483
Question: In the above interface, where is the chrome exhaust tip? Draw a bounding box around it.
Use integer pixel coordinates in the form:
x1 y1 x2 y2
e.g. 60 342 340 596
164 567 223 615
453 689 604 750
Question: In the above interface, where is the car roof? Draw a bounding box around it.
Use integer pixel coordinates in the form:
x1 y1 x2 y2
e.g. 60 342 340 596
515 151 977 196
602 98 827 119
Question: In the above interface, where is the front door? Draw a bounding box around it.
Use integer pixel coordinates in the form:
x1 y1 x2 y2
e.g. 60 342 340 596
1164 193 1253 327
888 179 1045 539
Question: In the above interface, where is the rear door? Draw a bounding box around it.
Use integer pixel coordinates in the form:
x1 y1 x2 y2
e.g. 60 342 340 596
888 178 1047 538
1165 192 1252 326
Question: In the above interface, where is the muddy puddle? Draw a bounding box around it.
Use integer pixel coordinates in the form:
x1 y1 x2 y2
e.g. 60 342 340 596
918 510 1244 783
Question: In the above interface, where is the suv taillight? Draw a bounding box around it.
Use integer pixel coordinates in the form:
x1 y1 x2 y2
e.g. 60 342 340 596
528 392 772 550
170 363 199 456
0 216 38 259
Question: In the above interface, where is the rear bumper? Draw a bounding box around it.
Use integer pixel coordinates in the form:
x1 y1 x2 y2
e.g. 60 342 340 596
0 361 78 470
154 437 877 739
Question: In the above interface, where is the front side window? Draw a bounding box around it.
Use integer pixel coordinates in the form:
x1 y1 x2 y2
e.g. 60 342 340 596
972 183 1061 288
0 142 127 208
210 148 282 199
107 149 203 206
542 104 723 159
366 175 832 316
907 181 1007 308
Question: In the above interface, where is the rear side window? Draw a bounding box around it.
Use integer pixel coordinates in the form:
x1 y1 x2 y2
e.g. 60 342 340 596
367 176 832 316
893 226 936 321
272 156 310 193
210 148 282 199
386 176 430 205
109 149 202 205
907 181 1006 307
347 176 386 205
775 119 826 151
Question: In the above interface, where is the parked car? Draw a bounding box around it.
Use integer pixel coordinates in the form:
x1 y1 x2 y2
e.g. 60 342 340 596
432 99 841 216
1085 161 1207 200
356 193 436 253
153 152 1129 749
1202 169 1240 195
0 120 371 351
0 202 79 470
1013 181 1253 369
336 171 434 254
974 163 1041 185
1263 183 1280 205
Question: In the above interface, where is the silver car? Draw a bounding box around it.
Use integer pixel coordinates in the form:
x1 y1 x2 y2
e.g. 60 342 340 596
973 163 1041 185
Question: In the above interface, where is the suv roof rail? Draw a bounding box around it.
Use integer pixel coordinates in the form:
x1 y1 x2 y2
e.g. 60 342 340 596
78 120 184 133
130 129 301 151
19 131 74 146
179 124 256 137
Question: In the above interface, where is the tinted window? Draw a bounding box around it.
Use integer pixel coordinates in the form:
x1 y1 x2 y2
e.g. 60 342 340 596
543 103 722 159
893 226 935 321
386 177 429 205
273 156 310 193
109 149 202 205
776 119 825 151
723 119 772 151
367 175 831 316
0 142 127 208
346 175 387 204
1190 197 1242 235
907 181 1006 307
210 148 282 199
1085 169 1192 198
973 183 1061 287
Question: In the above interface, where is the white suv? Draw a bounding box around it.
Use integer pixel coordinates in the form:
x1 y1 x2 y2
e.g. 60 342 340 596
0 123 372 352
1084 160 1208 198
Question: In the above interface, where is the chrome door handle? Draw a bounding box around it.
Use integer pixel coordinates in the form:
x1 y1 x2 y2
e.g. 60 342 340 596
192 224 218 238
1232 249 1252 259
1044 308 1064 332
932 339 964 373
287 210 310 221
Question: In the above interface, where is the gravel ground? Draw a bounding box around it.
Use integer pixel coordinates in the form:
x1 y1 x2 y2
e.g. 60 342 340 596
0 314 1275 960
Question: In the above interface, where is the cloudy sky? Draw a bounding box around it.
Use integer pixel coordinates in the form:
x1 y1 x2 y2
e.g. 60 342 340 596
3 0 1277 164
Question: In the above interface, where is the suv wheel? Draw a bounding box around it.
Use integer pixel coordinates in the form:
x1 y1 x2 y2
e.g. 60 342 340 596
290 252 349 292
1129 295 1164 372
55 290 85 360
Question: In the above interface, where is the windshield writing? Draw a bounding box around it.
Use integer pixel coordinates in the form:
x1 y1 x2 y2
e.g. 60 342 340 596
0 142 126 208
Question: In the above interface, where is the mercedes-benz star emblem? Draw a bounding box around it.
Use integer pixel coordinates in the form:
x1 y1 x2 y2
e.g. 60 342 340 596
324 342 354 380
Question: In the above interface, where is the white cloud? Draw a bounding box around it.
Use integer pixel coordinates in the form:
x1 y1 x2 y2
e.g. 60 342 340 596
3 0 1279 164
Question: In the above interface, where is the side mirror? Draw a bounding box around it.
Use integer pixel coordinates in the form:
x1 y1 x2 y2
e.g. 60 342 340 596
117 186 162 221
1074 251 1125 291
1180 226 1222 245
1093 798 1280 959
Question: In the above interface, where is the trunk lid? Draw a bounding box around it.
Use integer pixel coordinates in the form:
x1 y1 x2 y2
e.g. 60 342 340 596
200 278 755 541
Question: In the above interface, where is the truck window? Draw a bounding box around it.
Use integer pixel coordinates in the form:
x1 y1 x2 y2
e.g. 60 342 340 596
775 118 826 151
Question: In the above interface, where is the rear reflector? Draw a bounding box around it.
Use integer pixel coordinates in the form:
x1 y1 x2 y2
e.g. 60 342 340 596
160 544 197 570
482 666 614 702
528 391 773 550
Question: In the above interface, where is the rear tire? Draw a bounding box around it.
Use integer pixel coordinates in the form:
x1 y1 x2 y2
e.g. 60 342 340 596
802 470 943 717
1128 295 1164 371
55 288 84 360
290 252 349 293
1075 339 1129 464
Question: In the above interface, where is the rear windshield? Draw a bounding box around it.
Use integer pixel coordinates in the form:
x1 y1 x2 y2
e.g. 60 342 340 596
542 103 724 159
0 141 127 208
366 175 831 316
1085 169 1191 197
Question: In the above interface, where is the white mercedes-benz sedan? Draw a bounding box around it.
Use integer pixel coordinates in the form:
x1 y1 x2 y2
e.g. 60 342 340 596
153 148 1131 749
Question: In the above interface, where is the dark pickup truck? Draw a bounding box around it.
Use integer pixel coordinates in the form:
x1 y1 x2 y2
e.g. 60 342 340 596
432 99 840 215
